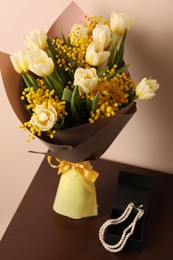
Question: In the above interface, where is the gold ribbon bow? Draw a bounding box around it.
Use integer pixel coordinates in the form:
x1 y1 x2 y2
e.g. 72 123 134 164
47 156 99 193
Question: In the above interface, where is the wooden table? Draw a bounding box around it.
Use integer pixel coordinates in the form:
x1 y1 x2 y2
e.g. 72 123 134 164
0 156 173 260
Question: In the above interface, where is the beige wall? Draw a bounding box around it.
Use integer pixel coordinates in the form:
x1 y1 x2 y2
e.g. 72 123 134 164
0 0 172 239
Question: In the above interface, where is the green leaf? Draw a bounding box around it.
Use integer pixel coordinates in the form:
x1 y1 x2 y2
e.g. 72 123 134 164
21 73 37 90
54 119 64 131
107 33 118 68
91 92 99 112
47 37 57 60
27 74 38 90
57 68 70 87
21 73 32 88
60 26 67 44
67 36 71 46
62 88 72 102
68 71 74 82
98 66 109 78
43 76 54 91
71 85 81 120
47 39 67 87
113 30 127 69
24 104 32 114
47 49 55 62
51 68 63 85
107 64 130 80
86 93 91 112
48 74 63 99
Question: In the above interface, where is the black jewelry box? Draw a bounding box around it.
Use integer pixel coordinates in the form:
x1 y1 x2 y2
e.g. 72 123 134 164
105 171 152 252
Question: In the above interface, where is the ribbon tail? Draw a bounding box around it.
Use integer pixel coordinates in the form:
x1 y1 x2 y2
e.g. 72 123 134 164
47 155 60 169
77 169 95 193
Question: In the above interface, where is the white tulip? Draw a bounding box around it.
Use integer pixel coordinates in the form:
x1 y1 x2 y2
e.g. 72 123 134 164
10 50 29 74
110 12 133 35
92 24 111 48
24 29 48 50
73 68 98 93
31 104 57 131
135 78 159 100
70 24 88 45
85 41 110 66
27 48 54 77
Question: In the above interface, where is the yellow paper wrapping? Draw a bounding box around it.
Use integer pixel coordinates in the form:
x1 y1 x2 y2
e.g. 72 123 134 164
53 167 98 219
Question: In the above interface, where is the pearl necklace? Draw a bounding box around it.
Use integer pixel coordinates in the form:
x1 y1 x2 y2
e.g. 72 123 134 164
99 203 144 253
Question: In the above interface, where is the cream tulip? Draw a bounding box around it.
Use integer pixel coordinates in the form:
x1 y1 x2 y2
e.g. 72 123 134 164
135 78 159 100
85 41 110 66
73 68 98 93
110 12 133 35
24 29 48 50
27 48 54 77
10 50 29 74
92 24 111 48
31 104 57 131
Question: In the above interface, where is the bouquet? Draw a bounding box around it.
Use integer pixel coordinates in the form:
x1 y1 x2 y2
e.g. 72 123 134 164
0 2 159 219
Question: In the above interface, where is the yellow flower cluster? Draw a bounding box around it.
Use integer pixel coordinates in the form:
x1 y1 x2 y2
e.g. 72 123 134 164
20 79 67 140
83 15 110 33
89 72 135 123
52 15 110 72
54 37 92 71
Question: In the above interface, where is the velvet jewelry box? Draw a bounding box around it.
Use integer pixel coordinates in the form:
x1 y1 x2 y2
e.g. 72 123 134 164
105 171 153 252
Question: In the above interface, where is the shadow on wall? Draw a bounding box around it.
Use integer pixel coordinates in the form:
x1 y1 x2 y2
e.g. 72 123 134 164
126 28 173 123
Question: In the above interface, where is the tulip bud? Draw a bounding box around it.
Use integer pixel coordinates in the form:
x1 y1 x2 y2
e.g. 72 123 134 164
73 68 98 93
92 24 111 48
135 78 159 100
27 48 54 77
110 12 133 35
24 29 48 50
85 41 110 66
10 50 29 74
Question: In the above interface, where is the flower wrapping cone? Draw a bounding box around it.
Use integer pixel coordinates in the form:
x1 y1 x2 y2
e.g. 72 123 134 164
0 2 137 218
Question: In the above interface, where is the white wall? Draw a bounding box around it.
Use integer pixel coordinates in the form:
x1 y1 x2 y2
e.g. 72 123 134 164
0 0 172 240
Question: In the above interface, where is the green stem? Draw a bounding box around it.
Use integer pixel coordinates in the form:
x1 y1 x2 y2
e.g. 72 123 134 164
71 85 80 120
43 76 54 91
27 74 38 90
21 72 37 90
113 31 127 69
48 74 63 99
107 64 130 80
107 33 118 68
97 66 109 78
51 69 63 86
